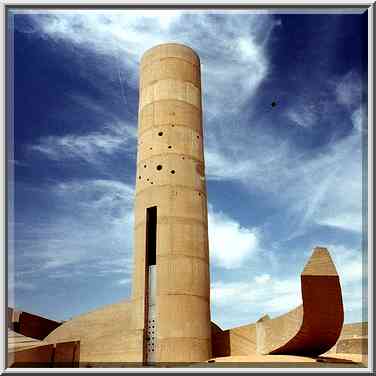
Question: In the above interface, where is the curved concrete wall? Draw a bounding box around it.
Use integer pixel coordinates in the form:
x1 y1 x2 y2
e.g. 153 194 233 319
44 299 143 363
133 43 211 363
256 247 344 356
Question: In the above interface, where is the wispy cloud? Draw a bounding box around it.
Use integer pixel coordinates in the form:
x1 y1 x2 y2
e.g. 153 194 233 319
23 11 274 119
287 106 318 128
206 121 363 235
31 121 136 163
329 244 364 285
324 243 365 321
351 105 367 133
16 179 135 278
9 280 36 292
335 70 363 108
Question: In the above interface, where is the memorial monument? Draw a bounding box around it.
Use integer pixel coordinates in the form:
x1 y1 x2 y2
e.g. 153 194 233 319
8 43 358 368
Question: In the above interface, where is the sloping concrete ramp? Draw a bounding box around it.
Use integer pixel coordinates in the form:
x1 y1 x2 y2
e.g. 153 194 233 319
256 247 344 356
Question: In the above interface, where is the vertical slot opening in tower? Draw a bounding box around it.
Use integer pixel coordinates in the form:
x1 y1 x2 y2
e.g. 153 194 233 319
146 206 157 266
145 206 157 363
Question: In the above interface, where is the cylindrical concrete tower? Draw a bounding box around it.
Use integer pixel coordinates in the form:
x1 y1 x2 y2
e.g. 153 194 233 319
132 43 211 363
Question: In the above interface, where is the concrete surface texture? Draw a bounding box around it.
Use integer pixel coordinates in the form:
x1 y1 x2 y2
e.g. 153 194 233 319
8 329 49 353
133 43 211 363
211 322 258 358
256 247 344 355
44 299 143 363
8 329 80 367
325 321 368 355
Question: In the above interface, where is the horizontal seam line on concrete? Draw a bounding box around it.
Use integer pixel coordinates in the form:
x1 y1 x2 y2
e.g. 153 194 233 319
139 98 201 112
141 56 200 70
132 293 210 303
135 184 207 198
140 79 200 92
157 254 209 264
134 216 207 229
138 123 202 138
157 293 210 302
157 338 210 342
137 152 204 164
140 78 201 93
139 98 201 114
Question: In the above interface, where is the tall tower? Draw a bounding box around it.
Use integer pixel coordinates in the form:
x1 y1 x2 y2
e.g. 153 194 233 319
132 43 211 363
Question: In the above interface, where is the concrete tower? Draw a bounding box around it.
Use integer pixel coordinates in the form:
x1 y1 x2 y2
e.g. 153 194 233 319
132 43 211 363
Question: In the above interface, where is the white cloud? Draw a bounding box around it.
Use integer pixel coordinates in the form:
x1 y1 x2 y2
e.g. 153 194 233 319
319 213 362 233
18 12 365 240
211 276 301 328
205 149 254 181
328 244 364 285
311 134 362 233
116 278 131 286
211 242 365 328
327 243 365 322
208 207 259 269
24 11 273 119
31 121 136 163
255 273 271 284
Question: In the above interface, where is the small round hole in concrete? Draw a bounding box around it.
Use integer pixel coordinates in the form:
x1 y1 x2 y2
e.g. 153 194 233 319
171 170 175 174
156 165 162 171
138 176 141 179
144 165 147 168
147 178 149 181
158 132 163 136
271 101 277 107
168 145 172 149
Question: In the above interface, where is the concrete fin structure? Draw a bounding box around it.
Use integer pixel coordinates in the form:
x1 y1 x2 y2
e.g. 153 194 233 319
255 247 344 355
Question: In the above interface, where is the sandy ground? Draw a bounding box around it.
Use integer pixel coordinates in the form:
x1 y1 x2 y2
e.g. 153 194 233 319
198 353 368 368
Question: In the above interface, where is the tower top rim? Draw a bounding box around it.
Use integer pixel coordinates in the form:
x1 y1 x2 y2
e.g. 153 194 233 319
140 43 200 65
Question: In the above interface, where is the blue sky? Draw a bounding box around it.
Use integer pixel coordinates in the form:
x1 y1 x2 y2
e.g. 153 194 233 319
8 9 367 329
